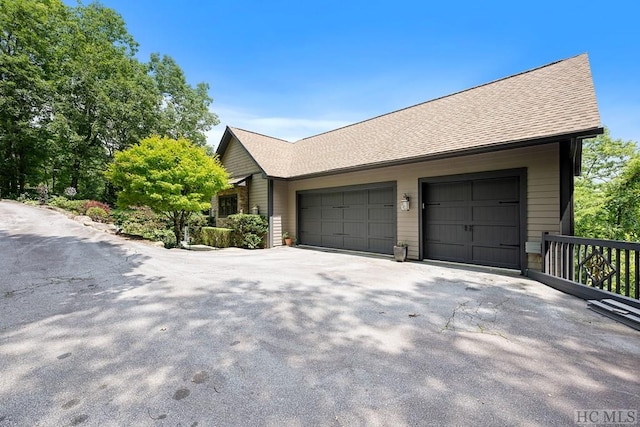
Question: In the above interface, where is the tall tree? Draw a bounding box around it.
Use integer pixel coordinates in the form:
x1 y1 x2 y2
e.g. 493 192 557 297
575 129 640 239
0 0 221 200
149 53 219 146
605 157 640 240
105 136 228 244
51 2 158 197
0 0 66 196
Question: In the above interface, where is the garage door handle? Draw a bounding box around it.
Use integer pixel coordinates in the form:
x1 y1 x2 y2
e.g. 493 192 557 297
384 204 394 207
500 243 520 247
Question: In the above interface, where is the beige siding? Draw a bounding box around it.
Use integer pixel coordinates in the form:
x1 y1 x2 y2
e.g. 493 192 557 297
216 137 270 236
271 180 289 247
249 174 268 215
285 143 561 270
221 137 261 176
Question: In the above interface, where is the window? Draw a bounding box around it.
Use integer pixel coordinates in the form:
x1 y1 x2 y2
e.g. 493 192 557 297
218 194 238 217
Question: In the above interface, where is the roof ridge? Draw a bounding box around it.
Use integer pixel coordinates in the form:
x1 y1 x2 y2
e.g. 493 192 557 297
298 53 588 142
230 126 293 144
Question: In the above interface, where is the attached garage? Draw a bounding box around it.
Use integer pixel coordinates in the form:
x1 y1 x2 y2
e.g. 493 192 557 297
298 183 396 254
216 54 602 273
421 170 526 270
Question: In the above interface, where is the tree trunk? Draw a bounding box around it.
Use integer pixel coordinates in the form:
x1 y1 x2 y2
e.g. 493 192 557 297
173 213 182 246
70 156 80 192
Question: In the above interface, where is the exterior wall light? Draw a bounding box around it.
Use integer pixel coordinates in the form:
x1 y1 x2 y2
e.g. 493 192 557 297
400 194 411 211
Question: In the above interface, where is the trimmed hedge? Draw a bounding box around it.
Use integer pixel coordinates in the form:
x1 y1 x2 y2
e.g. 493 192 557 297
201 227 233 248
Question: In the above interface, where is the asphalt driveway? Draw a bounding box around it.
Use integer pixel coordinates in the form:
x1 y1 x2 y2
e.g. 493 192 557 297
1 201 638 426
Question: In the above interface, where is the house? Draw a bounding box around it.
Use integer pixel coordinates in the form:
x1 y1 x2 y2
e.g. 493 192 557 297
213 54 602 273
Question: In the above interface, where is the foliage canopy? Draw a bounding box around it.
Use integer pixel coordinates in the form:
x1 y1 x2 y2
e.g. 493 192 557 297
575 129 640 241
0 0 218 200
105 136 228 243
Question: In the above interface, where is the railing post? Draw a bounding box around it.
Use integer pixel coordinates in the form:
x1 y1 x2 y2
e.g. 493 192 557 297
542 232 549 274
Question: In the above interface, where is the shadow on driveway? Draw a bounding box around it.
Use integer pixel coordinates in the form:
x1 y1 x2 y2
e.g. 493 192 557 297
0 211 638 426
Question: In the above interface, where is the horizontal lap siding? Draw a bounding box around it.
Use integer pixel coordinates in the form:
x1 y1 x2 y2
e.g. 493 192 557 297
249 175 268 215
221 137 260 174
218 137 269 225
272 180 288 247
286 143 560 269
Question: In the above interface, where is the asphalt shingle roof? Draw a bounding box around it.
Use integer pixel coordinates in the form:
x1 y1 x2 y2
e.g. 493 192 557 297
222 54 601 179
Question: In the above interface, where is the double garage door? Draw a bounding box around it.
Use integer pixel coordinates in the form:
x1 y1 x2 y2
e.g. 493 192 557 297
298 185 396 254
423 174 522 269
296 173 522 270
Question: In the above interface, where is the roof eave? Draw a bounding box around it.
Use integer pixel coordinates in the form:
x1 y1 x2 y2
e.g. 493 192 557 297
284 127 604 181
215 126 235 157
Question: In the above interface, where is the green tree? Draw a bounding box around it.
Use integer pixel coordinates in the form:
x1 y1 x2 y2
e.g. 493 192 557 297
149 53 219 146
603 157 640 241
575 129 640 239
0 1 220 200
0 0 66 196
105 135 228 244
50 2 159 198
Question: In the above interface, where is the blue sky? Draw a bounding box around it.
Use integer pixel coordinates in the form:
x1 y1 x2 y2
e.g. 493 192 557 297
76 1 639 147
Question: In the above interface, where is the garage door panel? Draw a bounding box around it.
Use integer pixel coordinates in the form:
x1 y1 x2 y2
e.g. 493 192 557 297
299 186 395 254
472 205 518 223
427 206 467 221
344 222 365 238
299 222 322 236
473 225 518 244
369 238 394 254
369 187 394 204
344 237 368 251
427 224 467 243
322 235 343 248
369 222 394 238
300 207 321 221
300 194 321 208
472 245 519 267
322 207 342 220
424 175 521 269
321 221 342 235
300 232 322 246
322 193 342 206
343 191 367 205
427 242 467 262
429 182 467 202
472 178 518 201
344 207 366 221
369 207 394 221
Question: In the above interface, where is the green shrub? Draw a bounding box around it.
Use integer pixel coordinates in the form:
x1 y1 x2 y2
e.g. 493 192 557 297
187 212 208 244
112 206 174 246
159 229 177 249
48 196 88 214
226 213 269 249
85 206 109 222
201 227 233 248
82 200 111 216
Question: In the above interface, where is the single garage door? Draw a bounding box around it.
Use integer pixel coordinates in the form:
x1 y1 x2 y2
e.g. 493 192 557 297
423 175 521 269
298 185 396 254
